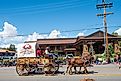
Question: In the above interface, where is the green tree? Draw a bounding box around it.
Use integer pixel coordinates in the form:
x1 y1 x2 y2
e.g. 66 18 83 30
108 44 114 57
112 32 118 36
8 44 16 51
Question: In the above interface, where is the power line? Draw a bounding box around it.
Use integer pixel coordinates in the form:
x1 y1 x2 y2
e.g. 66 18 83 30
0 0 88 11
0 0 96 15
0 25 121 37
0 26 105 37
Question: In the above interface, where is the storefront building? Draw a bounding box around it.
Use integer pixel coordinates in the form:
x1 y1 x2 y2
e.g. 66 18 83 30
30 30 121 56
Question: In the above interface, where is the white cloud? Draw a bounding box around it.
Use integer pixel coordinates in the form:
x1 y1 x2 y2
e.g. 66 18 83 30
0 22 84 48
48 30 61 38
114 28 121 35
26 32 48 41
0 22 23 48
0 22 17 38
0 22 67 48
76 32 84 37
26 30 66 41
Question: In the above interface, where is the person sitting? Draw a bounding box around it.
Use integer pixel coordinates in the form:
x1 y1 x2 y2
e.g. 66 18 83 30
45 47 50 54
36 48 42 57
44 47 53 59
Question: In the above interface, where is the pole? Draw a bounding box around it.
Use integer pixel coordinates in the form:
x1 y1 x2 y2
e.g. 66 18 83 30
96 0 113 63
103 1 109 61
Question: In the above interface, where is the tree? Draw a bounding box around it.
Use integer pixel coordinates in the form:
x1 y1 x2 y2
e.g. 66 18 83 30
108 44 114 57
8 44 16 51
112 32 118 36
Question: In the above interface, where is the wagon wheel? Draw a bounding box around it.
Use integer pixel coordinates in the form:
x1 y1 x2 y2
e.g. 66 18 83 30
16 64 28 76
25 64 31 72
43 63 56 75
55 63 59 72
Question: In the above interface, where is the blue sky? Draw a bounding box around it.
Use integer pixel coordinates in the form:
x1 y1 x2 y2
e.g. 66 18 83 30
0 0 120 47
0 0 120 35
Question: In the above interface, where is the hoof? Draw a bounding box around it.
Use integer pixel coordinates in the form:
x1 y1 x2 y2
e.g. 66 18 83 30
63 73 65 75
69 72 73 75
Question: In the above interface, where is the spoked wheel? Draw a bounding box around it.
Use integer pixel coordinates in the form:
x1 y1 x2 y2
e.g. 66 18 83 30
55 64 59 72
25 64 35 73
16 64 28 76
43 63 56 75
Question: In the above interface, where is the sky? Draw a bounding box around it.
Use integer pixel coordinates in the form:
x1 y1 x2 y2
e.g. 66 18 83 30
0 0 120 48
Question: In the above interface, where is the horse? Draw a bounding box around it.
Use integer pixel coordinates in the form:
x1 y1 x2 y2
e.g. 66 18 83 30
66 53 92 75
65 57 89 75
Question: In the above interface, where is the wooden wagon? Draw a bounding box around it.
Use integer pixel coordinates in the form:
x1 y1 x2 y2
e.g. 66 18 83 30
16 57 59 76
16 42 60 76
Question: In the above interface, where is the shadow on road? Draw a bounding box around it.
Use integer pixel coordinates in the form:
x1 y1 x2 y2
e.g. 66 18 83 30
27 70 98 76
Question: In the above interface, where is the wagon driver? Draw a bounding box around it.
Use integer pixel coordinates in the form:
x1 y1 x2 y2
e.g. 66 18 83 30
44 47 53 59
45 47 50 54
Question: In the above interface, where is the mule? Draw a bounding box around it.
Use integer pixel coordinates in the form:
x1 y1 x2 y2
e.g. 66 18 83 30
66 57 88 75
66 53 92 75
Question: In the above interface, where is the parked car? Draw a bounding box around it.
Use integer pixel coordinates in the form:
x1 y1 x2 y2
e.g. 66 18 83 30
62 54 74 65
65 53 74 59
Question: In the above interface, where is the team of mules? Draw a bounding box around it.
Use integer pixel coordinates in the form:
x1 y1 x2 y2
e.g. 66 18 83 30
66 53 94 75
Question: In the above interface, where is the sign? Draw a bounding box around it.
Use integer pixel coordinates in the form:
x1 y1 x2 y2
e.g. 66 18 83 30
17 43 36 58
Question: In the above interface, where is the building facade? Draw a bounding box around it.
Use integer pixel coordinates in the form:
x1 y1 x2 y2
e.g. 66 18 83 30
36 38 77 56
26 30 121 56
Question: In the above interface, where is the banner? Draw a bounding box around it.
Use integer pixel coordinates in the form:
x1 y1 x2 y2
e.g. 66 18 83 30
17 42 36 58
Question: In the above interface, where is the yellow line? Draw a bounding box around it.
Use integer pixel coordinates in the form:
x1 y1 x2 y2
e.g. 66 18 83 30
94 67 117 69
0 74 121 78
80 74 121 77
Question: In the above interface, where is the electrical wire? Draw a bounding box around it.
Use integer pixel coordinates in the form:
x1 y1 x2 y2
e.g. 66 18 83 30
0 0 90 10
1 25 121 37
0 0 96 15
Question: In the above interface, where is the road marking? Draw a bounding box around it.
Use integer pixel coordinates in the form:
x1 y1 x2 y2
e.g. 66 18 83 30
0 73 121 78
94 74 121 76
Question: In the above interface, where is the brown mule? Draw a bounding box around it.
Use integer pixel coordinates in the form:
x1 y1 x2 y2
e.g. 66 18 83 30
66 58 88 75
66 53 92 75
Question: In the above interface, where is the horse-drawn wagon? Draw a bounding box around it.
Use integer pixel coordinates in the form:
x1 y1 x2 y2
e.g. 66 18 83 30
16 42 60 76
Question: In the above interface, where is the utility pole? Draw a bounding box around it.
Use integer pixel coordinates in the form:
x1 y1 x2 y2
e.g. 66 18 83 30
96 0 113 63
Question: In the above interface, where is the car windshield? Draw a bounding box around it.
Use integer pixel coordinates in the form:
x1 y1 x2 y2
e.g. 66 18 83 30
68 55 73 57
66 54 73 58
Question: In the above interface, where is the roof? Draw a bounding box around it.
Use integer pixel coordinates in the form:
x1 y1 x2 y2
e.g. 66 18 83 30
78 37 121 40
86 30 116 38
0 49 16 53
77 30 121 40
37 38 77 45
24 41 37 43
75 30 121 45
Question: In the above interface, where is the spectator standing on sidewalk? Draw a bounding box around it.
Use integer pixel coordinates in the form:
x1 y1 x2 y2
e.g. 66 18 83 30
95 56 99 65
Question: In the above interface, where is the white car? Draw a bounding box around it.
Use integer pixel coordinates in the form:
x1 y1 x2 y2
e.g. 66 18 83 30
65 54 74 59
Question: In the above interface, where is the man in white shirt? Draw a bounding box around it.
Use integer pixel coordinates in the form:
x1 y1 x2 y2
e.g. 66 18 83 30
44 47 53 59
45 47 50 54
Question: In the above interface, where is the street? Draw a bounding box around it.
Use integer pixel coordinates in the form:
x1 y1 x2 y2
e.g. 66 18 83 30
0 64 121 81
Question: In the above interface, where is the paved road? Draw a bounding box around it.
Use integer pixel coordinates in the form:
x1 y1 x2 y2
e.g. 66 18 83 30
0 64 121 81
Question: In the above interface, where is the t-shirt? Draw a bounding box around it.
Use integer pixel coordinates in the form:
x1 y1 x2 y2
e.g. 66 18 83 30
36 49 41 56
45 49 49 54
